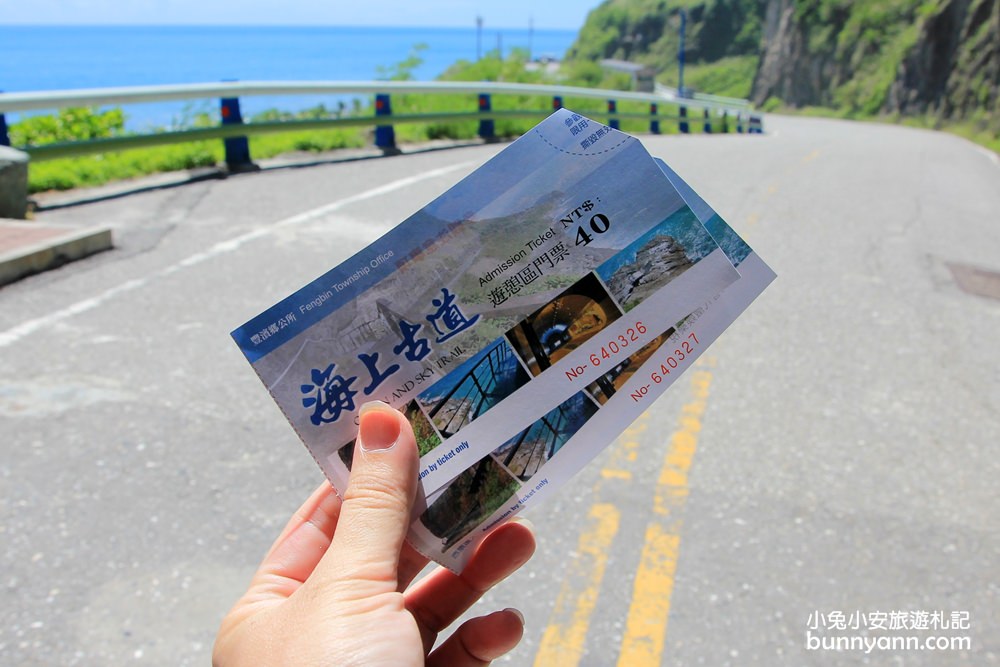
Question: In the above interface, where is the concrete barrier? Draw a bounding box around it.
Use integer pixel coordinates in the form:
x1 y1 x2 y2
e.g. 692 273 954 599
0 145 28 219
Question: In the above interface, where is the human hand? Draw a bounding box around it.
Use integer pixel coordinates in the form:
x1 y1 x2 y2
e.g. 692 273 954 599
213 401 536 666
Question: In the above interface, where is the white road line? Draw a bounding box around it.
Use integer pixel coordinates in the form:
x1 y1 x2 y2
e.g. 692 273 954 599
974 145 1000 167
0 161 476 349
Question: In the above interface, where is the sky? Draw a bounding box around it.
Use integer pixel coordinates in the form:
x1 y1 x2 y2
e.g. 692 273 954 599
0 0 601 30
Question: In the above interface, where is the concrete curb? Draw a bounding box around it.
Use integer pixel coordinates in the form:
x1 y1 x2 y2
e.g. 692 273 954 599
0 219 113 286
0 146 30 220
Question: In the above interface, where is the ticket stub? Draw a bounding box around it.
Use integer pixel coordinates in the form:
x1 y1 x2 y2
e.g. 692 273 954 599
232 110 770 571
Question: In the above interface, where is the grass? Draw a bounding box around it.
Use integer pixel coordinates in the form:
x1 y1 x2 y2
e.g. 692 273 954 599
658 55 760 100
901 115 1000 154
757 98 1000 155
25 127 367 194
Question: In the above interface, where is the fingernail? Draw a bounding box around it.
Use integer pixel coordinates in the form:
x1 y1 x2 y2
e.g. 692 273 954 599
511 516 535 532
358 401 401 452
504 608 525 625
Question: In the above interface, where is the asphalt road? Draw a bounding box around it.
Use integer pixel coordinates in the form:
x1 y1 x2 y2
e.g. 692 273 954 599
2 115 998 666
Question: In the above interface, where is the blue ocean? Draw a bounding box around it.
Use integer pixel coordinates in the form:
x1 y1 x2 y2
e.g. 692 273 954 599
1 25 577 129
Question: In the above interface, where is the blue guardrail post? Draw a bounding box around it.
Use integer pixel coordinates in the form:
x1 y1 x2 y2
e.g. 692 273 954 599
703 108 712 134
553 96 563 111
679 106 689 134
478 93 497 143
721 110 729 133
607 99 619 130
220 96 258 173
374 93 401 155
649 103 660 135
0 92 9 147
737 112 745 134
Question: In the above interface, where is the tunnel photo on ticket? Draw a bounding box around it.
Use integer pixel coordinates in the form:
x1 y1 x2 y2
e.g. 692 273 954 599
586 327 677 405
416 338 530 438
504 272 623 377
491 391 600 481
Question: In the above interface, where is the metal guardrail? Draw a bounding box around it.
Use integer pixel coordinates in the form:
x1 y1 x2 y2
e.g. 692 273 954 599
0 80 750 113
653 82 751 110
0 80 763 168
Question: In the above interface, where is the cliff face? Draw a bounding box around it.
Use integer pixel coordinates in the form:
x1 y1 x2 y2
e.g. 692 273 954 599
750 0 837 106
605 235 692 309
888 0 1000 120
751 0 1000 126
572 0 998 130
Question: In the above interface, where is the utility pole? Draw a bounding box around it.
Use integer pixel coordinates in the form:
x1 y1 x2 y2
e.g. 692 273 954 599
528 16 534 61
476 16 483 60
678 9 687 96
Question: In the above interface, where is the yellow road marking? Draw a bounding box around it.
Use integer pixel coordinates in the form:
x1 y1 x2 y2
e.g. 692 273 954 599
616 525 680 664
617 367 713 666
533 503 620 667
803 148 821 163
746 213 760 227
533 412 649 667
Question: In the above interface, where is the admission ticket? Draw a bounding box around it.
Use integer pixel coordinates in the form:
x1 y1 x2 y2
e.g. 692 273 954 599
232 109 772 571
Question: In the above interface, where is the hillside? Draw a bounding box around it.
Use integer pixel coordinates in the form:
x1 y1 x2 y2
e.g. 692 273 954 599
567 0 999 136
568 0 764 66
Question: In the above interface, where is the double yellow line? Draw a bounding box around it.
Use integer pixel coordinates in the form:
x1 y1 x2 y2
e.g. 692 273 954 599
533 362 715 666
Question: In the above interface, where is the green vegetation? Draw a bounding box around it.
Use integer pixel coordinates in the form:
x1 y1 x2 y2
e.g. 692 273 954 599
381 45 553 142
568 0 764 68
404 401 444 457
659 55 759 99
420 457 520 546
27 142 220 192
792 0 927 115
17 105 366 193
10 106 127 145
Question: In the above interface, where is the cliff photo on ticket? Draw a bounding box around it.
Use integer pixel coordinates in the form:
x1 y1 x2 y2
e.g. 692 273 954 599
232 109 739 501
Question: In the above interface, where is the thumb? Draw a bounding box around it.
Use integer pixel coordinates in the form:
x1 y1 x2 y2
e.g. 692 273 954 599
317 401 419 592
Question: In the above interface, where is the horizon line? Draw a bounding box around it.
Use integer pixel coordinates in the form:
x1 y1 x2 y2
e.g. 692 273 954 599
0 22 583 31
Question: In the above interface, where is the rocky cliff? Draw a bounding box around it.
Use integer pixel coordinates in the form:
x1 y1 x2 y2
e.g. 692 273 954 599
605 234 693 309
570 0 998 130
888 0 999 121
751 0 999 127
